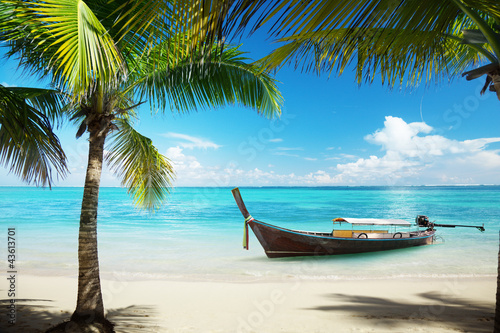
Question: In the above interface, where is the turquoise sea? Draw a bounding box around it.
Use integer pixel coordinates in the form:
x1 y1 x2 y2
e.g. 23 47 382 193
1 186 499 281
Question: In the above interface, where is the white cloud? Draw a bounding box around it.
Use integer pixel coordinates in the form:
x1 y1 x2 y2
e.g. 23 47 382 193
166 146 242 187
163 132 221 150
269 138 283 143
274 152 300 158
165 146 299 186
271 147 304 158
331 116 500 185
301 170 343 184
166 146 203 172
163 116 500 186
325 153 358 161
275 147 303 151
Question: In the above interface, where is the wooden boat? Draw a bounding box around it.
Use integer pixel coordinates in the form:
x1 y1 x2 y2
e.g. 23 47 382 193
231 188 484 258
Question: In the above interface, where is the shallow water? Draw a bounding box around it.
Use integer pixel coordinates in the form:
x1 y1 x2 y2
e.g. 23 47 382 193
1 186 499 281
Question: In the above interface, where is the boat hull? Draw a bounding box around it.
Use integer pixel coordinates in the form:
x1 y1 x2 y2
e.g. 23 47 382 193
249 220 435 258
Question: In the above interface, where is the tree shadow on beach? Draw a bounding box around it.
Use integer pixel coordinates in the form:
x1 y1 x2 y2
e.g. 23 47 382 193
107 305 162 332
0 299 162 333
305 291 494 332
0 298 68 333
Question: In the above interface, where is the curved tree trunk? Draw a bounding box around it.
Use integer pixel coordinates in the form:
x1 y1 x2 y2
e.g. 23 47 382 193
495 231 500 332
492 73 500 102
47 116 115 333
68 116 114 332
73 126 106 319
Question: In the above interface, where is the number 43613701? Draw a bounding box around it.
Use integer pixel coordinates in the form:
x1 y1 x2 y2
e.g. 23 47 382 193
7 228 15 269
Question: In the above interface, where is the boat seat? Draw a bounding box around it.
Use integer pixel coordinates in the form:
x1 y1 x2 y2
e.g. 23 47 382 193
352 232 410 239
332 230 353 237
332 230 388 238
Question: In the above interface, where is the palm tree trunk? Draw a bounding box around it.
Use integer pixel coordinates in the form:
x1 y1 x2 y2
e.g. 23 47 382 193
69 121 112 331
492 73 500 102
495 231 500 332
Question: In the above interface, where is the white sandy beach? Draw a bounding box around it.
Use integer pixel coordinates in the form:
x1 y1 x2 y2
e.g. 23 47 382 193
1 275 495 333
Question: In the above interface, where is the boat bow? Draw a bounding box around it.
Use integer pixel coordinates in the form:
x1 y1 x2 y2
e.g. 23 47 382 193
232 187 254 250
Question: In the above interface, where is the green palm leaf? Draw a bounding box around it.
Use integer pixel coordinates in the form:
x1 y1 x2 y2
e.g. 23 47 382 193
133 43 283 118
231 0 500 38
228 0 500 88
106 118 175 212
12 0 123 98
260 27 486 87
0 85 68 187
109 0 233 58
7 87 69 126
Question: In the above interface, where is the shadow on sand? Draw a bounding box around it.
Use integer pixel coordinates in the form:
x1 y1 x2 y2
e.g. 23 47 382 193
305 291 494 332
0 299 161 333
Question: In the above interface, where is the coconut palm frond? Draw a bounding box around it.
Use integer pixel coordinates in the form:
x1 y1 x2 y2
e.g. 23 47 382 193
7 87 68 127
133 43 282 118
463 29 491 44
224 0 500 88
107 0 233 69
12 0 124 98
230 0 500 38
106 118 174 212
259 26 483 87
100 0 172 66
163 1 235 58
0 2 21 39
0 85 67 187
451 0 500 57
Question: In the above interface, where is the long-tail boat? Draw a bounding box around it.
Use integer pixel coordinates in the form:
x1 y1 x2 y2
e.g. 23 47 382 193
231 188 484 258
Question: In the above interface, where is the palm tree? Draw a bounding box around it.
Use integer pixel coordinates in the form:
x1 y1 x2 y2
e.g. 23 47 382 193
3 1 282 331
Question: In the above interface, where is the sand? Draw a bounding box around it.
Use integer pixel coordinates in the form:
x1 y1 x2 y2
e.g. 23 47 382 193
1 274 495 333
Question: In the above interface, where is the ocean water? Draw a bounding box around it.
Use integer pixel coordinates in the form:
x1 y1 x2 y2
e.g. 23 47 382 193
1 186 499 281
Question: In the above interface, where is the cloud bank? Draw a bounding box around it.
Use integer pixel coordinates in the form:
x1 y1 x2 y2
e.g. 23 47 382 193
165 117 500 186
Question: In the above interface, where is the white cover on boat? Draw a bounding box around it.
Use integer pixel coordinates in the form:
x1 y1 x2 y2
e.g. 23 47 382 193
334 218 412 226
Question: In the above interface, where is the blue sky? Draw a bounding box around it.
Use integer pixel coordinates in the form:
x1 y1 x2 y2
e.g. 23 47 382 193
1 31 500 187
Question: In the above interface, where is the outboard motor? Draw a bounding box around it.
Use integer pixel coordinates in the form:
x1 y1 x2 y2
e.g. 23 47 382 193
415 215 485 232
416 215 432 228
